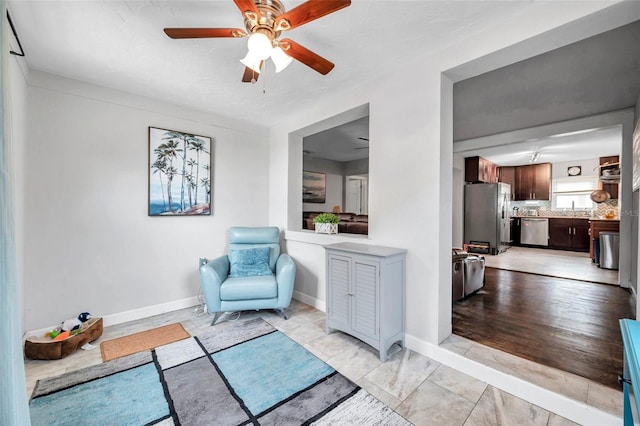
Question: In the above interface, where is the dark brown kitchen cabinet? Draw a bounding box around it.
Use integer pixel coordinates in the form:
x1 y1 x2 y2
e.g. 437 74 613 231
498 166 516 200
515 163 551 201
511 217 521 246
548 218 589 252
572 220 590 251
465 156 497 183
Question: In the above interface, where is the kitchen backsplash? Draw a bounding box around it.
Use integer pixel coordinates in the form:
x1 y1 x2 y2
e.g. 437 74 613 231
512 199 618 218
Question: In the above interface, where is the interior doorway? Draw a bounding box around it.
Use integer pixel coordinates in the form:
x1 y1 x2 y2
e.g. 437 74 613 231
345 175 368 215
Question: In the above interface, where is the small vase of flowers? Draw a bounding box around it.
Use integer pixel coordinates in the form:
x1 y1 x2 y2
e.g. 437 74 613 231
313 213 340 234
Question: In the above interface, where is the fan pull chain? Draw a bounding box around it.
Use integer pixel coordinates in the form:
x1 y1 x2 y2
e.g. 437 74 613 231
262 63 267 94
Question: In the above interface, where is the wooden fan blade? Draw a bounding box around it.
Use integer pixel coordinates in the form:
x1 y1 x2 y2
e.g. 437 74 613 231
275 0 350 31
280 39 334 75
234 0 260 18
164 28 246 39
241 63 263 83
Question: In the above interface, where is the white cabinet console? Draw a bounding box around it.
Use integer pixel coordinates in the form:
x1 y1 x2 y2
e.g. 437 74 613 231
324 242 407 362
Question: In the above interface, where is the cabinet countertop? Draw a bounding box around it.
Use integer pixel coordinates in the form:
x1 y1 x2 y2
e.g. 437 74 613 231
515 215 617 221
324 242 407 257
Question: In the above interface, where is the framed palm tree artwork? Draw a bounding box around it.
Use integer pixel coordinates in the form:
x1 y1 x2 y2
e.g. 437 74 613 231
148 127 212 216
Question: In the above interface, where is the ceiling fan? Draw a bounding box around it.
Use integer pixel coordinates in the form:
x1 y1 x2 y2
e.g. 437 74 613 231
164 0 351 83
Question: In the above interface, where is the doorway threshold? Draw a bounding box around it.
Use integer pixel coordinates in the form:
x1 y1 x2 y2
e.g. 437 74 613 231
483 246 618 285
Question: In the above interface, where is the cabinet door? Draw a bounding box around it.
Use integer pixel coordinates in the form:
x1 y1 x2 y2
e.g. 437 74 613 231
498 166 516 200
327 254 351 330
351 258 379 340
486 160 498 183
464 156 481 183
532 163 551 200
515 165 534 200
572 220 590 252
465 156 497 183
548 218 573 249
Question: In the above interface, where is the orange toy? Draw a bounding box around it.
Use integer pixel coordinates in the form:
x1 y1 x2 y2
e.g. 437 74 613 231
52 331 70 341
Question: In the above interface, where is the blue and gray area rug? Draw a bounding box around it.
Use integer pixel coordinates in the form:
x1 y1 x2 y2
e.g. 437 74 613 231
30 318 411 425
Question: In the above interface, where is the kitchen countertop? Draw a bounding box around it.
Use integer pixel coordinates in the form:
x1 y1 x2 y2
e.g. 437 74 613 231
515 215 618 221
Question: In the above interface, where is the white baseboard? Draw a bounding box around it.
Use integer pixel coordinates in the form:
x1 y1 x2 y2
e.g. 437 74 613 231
404 334 620 426
24 296 200 341
101 296 200 327
293 291 326 312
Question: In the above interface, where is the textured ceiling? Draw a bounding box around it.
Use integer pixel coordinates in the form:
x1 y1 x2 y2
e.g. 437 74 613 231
7 0 543 128
454 126 622 167
303 115 369 162
453 20 640 141
8 1 631 165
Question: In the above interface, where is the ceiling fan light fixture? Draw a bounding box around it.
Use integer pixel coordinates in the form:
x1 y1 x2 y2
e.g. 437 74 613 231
271 46 293 72
246 32 273 60
240 51 262 73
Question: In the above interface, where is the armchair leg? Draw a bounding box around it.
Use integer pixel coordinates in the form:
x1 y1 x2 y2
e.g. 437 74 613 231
275 308 288 320
210 312 221 326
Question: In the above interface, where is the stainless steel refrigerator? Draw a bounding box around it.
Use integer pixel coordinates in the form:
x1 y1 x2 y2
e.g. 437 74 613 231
464 183 511 255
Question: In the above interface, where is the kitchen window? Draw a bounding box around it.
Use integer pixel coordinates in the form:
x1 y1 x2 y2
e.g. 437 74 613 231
552 176 598 209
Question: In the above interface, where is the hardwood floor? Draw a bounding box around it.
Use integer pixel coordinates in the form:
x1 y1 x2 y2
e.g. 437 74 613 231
452 267 635 389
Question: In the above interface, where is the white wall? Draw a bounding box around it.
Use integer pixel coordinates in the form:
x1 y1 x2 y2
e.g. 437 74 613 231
20 72 270 331
344 158 368 176
9 54 29 333
632 91 639 298
552 159 600 178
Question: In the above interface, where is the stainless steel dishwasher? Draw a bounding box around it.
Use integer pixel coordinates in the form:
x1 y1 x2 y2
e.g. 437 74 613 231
520 218 549 246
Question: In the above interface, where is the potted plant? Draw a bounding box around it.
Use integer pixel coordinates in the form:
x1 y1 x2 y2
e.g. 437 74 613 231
313 212 340 234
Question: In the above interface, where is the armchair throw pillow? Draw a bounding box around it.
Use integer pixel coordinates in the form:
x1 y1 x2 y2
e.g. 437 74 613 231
229 247 273 277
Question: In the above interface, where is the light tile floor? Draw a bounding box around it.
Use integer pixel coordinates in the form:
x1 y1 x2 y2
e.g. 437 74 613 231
24 300 621 425
484 246 619 285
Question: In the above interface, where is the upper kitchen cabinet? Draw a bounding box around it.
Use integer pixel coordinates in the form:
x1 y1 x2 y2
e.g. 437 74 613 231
498 166 516 200
599 155 619 199
465 156 498 183
515 163 551 201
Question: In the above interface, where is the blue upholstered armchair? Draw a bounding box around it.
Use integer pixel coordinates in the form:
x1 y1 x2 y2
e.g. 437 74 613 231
199 227 296 325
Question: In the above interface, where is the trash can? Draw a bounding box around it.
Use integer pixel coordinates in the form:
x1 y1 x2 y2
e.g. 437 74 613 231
599 232 620 270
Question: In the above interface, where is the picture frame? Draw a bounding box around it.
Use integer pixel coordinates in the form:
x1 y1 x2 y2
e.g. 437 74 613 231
303 171 326 203
148 127 212 216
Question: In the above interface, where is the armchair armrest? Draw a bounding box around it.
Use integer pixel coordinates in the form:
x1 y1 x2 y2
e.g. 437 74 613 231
199 255 230 312
275 254 296 307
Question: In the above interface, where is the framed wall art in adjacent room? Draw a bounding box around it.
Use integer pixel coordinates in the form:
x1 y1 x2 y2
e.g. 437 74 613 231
303 171 326 203
148 127 212 216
